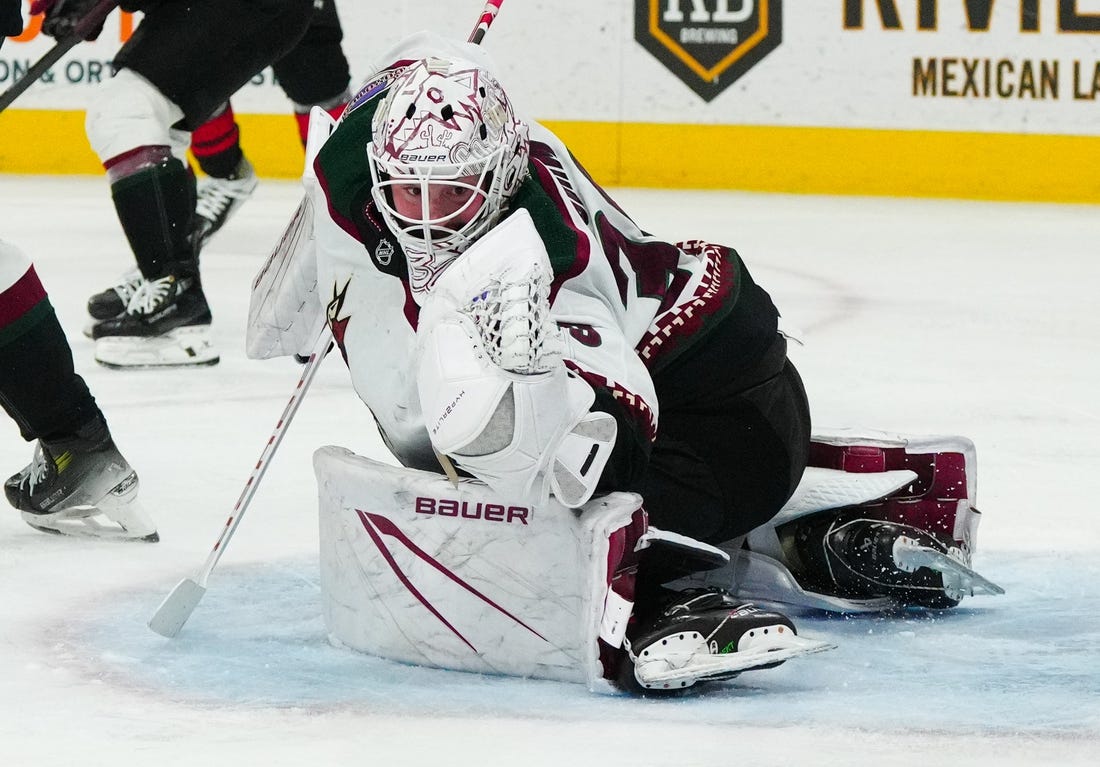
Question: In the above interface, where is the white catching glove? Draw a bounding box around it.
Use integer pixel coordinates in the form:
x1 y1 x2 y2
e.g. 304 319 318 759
416 209 616 507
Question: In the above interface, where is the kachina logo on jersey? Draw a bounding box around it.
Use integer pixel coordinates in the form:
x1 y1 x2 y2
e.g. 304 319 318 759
634 1 782 102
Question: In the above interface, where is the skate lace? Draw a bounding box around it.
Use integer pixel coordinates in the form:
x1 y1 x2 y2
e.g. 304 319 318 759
19 444 50 495
126 276 176 316
111 268 143 302
195 174 255 223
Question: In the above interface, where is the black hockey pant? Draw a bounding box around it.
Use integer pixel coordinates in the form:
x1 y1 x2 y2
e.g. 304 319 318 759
641 330 811 547
112 0 316 129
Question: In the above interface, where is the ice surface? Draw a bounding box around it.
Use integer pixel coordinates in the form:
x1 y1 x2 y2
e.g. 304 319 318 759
0 176 1097 766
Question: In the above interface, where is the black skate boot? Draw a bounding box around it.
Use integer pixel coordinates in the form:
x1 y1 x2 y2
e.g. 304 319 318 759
193 156 258 247
619 588 832 694
91 273 219 368
808 517 959 608
5 417 158 541
86 267 143 322
783 513 1004 609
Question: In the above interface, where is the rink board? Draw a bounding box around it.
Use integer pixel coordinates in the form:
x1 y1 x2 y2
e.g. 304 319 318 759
2 2 1099 202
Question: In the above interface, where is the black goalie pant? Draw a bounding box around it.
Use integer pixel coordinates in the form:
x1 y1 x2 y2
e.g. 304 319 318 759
112 0 316 129
641 330 811 548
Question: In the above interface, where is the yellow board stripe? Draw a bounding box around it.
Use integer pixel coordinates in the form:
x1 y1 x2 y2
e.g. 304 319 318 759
1 109 1097 203
551 121 1100 204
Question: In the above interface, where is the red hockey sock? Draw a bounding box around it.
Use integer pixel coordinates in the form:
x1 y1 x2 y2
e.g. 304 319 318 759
192 104 243 178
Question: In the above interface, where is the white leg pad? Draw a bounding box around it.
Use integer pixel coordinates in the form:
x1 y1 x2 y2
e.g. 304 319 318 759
314 446 644 689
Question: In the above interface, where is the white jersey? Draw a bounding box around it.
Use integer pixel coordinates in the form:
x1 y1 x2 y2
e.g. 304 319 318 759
311 36 764 480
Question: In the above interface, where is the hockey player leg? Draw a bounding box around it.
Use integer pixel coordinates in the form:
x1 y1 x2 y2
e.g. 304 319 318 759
692 430 1003 611
0 252 158 541
5 416 157 542
84 70 219 368
190 102 259 248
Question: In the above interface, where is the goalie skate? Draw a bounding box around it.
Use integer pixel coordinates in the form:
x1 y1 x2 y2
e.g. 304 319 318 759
622 590 834 693
95 325 219 369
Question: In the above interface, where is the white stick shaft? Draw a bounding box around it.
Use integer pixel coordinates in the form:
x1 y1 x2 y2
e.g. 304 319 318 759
193 326 333 586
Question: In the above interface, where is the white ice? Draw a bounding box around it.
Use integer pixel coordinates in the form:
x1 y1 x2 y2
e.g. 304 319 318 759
0 175 1097 766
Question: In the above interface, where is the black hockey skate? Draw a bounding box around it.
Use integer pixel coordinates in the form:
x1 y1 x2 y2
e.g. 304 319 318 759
86 267 143 322
798 517 1003 609
91 273 219 368
193 157 258 247
619 589 833 694
5 418 158 541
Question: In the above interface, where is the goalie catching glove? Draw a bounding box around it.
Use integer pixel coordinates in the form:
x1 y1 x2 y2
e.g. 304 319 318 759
416 209 616 507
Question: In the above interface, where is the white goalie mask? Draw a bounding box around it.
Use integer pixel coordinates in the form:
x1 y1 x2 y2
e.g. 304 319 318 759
367 56 530 303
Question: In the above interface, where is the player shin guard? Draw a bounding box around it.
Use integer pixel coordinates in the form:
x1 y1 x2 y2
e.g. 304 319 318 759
106 147 198 280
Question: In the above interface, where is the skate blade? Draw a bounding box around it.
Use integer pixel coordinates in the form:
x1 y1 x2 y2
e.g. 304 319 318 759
95 326 220 369
148 577 206 637
635 633 835 688
893 538 1004 598
22 474 159 542
22 504 159 542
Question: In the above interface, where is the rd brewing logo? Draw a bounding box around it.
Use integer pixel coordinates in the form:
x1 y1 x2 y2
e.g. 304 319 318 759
634 1 782 101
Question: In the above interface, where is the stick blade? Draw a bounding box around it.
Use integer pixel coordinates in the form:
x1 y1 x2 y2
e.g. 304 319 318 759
148 578 207 638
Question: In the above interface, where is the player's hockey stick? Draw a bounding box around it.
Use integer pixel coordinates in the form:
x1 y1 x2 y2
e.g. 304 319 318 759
147 325 333 638
147 0 508 639
0 0 120 114
468 0 505 44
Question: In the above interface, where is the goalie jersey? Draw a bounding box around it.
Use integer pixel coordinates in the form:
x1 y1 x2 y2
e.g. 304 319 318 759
309 35 780 494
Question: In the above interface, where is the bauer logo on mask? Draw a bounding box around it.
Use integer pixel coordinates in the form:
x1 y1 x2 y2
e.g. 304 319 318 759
633 0 783 102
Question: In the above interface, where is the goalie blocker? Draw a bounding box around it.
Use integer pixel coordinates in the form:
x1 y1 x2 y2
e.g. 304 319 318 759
314 447 831 693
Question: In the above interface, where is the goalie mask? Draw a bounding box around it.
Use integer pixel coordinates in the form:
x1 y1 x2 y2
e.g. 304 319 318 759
368 56 530 303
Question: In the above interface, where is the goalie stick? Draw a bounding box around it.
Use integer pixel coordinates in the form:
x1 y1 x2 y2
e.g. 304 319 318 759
0 0 120 114
148 0 510 639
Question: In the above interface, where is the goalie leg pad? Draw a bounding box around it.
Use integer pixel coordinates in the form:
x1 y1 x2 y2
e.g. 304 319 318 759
314 446 645 690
